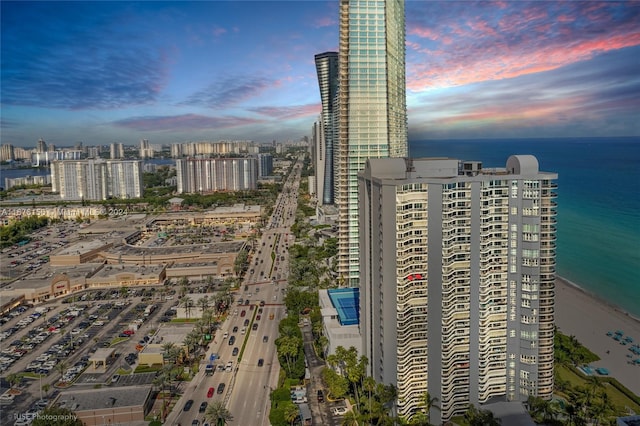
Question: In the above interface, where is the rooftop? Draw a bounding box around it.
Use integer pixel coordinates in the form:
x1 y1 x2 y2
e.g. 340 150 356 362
55 385 152 411
57 239 111 256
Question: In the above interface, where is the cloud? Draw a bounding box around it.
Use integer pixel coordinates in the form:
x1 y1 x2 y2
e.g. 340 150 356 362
408 46 640 138
405 1 640 92
182 77 280 109
248 103 321 120
112 114 265 132
314 16 336 28
0 2 170 110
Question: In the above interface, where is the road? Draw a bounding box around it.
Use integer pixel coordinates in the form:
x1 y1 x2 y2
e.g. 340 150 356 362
168 158 302 426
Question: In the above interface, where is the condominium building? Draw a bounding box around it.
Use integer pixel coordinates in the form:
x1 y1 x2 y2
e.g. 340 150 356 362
51 159 143 200
359 156 557 422
257 153 273 177
176 157 258 194
314 51 339 205
337 0 409 287
0 144 15 162
139 139 153 159
110 143 125 159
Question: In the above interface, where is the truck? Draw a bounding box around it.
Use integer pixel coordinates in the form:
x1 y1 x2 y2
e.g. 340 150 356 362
205 364 214 376
143 304 156 317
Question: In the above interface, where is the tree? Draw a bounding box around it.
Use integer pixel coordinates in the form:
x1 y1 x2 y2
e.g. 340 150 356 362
31 407 83 425
205 400 233 425
277 335 300 373
6 373 21 389
412 392 439 425
465 404 501 426
322 367 349 400
283 402 299 426
41 383 51 397
197 295 210 316
180 295 194 320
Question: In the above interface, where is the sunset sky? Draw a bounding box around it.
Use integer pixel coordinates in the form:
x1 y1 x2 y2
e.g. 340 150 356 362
1 1 639 148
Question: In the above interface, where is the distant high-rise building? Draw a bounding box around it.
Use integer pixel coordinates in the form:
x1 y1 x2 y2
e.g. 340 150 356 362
87 147 100 159
256 153 273 177
139 139 153 159
176 157 258 194
51 159 142 200
359 156 557 422
36 138 47 153
315 51 339 205
0 144 15 162
110 143 125 159
337 0 408 287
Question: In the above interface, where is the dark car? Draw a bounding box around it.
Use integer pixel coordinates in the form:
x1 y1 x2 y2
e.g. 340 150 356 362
243 319 250 326
257 358 264 367
252 323 258 331
232 326 238 333
183 399 194 411
232 347 239 356
199 401 208 413
240 310 246 317
317 390 324 402
263 336 268 343
217 383 226 394
228 336 236 345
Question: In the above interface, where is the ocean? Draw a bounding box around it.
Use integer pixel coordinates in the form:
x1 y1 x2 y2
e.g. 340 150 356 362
410 137 640 318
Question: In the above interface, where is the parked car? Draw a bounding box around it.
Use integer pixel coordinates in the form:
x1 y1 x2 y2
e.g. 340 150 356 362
333 407 349 416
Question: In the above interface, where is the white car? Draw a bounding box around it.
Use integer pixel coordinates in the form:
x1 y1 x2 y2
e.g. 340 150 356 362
333 407 349 416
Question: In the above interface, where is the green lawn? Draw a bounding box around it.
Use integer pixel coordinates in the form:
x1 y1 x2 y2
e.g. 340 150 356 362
555 364 640 413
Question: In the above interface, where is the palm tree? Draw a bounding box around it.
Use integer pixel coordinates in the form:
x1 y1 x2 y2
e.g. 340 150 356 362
342 409 361 426
180 295 193 320
161 342 178 364
197 295 210 316
56 361 68 382
283 402 299 426
205 400 233 425
420 391 439 425
363 376 376 425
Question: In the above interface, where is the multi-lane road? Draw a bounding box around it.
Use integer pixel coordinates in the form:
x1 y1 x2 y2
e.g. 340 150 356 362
168 159 302 426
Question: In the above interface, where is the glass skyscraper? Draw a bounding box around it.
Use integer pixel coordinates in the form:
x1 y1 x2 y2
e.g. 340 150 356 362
314 52 339 206
337 0 409 286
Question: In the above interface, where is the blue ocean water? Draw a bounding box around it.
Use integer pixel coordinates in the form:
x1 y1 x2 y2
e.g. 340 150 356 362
410 137 640 318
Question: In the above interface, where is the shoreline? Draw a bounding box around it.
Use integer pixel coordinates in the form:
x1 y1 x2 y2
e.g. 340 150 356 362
554 276 640 397
556 275 640 325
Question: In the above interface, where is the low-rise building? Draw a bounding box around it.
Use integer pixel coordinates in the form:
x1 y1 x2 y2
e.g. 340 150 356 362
318 288 361 357
54 385 153 425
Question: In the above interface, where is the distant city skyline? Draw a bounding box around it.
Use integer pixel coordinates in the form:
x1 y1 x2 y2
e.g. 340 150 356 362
1 1 639 148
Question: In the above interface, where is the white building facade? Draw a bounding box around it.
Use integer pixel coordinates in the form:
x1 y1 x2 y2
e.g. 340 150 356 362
359 156 557 422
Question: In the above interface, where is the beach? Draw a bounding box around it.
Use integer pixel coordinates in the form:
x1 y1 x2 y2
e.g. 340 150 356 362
555 277 640 396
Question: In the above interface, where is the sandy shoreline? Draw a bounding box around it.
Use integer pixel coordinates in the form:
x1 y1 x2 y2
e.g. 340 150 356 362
554 276 640 396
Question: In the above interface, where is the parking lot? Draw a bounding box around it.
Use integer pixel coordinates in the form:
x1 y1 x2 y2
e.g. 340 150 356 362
0 289 179 425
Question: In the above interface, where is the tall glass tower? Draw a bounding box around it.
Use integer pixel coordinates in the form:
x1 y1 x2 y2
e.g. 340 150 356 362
337 0 408 287
314 51 339 205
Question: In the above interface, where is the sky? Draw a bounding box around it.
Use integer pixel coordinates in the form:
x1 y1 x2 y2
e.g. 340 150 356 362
1 1 639 148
